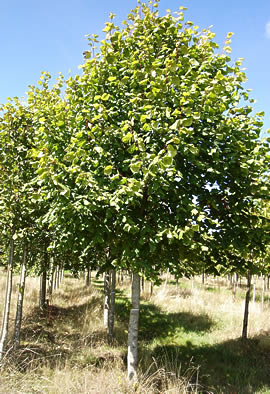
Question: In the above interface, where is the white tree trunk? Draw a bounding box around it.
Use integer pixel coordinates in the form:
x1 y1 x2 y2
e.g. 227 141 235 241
48 259 54 297
57 265 61 288
252 275 256 305
104 271 110 328
54 265 59 290
262 275 265 311
60 266 64 282
127 272 140 381
14 244 27 349
0 237 15 361
242 271 251 340
108 269 116 338
232 273 237 302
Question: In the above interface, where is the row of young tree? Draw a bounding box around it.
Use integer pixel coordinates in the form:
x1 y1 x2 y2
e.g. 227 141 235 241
0 1 269 380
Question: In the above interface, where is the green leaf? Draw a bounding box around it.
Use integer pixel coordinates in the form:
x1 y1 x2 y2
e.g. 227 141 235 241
101 93 110 101
122 132 133 143
182 118 193 127
170 120 180 130
57 120 65 127
216 71 224 81
166 108 171 118
140 114 148 123
189 146 199 155
130 162 141 173
167 145 177 157
161 156 173 167
104 165 113 175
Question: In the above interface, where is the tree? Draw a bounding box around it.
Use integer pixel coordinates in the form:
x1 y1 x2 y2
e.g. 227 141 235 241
29 1 269 378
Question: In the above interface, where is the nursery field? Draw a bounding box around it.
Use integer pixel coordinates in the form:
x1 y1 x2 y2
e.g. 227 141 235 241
0 272 270 393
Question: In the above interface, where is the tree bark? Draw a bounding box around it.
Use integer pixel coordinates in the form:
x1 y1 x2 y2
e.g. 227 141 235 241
0 236 15 361
53 265 59 290
104 271 110 328
86 267 91 287
141 276 144 293
202 270 205 285
40 247 48 309
242 271 251 340
252 275 256 305
60 266 64 282
48 259 54 297
232 273 237 302
14 244 27 349
40 271 47 309
127 272 140 381
150 281 153 297
108 269 116 338
57 264 61 288
262 275 265 311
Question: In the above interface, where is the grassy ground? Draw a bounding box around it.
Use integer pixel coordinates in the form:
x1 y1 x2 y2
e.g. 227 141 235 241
0 272 270 393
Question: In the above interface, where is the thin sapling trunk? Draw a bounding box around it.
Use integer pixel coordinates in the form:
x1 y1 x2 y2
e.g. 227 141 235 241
14 244 27 349
262 275 265 311
0 237 15 361
104 271 110 328
86 267 91 287
242 271 251 340
108 269 116 338
40 270 47 309
127 272 140 381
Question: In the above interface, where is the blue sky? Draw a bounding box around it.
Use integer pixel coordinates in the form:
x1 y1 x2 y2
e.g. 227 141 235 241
1 0 270 136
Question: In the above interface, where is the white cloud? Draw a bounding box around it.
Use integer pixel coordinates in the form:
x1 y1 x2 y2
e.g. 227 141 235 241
265 21 270 38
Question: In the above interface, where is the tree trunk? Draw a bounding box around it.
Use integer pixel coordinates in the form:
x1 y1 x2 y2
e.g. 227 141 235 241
40 247 48 309
141 276 144 293
60 266 64 282
57 265 61 288
232 273 237 302
202 270 205 285
48 260 54 297
104 271 110 328
262 275 265 311
252 275 256 305
150 281 153 298
0 237 15 361
86 267 91 287
242 271 251 340
108 269 116 338
40 270 47 309
14 244 27 349
53 265 59 290
127 272 140 381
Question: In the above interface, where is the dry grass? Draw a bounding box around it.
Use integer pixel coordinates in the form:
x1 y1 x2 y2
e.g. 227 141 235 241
0 270 270 393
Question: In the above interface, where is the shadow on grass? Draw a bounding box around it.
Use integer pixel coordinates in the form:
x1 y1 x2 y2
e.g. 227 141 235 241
13 288 107 371
149 337 270 394
115 297 214 342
